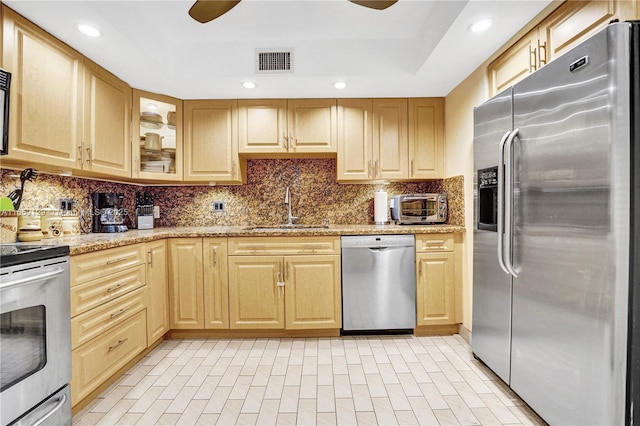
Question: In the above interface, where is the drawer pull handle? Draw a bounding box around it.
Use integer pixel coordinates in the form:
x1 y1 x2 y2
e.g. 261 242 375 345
109 307 130 319
107 257 129 265
108 338 128 353
106 283 125 293
246 245 265 250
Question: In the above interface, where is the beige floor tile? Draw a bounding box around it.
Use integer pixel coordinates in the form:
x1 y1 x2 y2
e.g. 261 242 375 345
452 381 486 409
73 411 105 426
124 374 159 400
264 375 286 399
316 412 337 425
251 365 274 387
178 353 205 376
438 360 465 383
332 355 349 375
128 385 165 413
219 365 242 387
290 349 305 366
158 375 189 400
459 369 493 394
241 386 267 413
407 396 439 425
389 354 410 374
355 411 377 425
360 355 380 374
184 365 214 387
202 386 232 414
433 408 462 426
345 348 361 365
195 413 220 425
395 410 419 425
279 385 301 413
272 356 290 376
508 405 545 425
299 374 318 399
175 399 207 425
335 398 358 425
317 385 337 413
193 375 222 400
156 412 181 425
347 364 367 385
235 413 259 426
133 399 172 425
385 383 411 411
429 371 458 396
216 399 243 425
114 412 142 425
371 397 398 425
419 383 449 410
231 349 251 366
296 398 317 425
229 375 254 399
365 373 388 398
377 363 400 385
302 356 318 376
285 364 303 386
479 394 520 424
90 385 133 413
276 413 298 425
256 399 280 425
472 406 503 425
317 364 334 386
240 356 260 376
201 349 224 367
444 394 480 425
209 356 232 376
351 384 374 412
333 374 353 398
396 372 422 397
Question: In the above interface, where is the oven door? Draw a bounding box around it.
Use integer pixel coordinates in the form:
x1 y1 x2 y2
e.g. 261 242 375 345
0 257 71 426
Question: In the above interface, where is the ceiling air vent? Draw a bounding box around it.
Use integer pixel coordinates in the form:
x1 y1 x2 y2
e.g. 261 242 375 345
256 49 293 73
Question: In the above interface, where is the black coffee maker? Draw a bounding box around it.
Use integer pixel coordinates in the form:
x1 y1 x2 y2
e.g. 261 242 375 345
92 193 128 233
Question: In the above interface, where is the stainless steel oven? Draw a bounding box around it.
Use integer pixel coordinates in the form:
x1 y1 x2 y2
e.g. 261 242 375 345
0 245 71 426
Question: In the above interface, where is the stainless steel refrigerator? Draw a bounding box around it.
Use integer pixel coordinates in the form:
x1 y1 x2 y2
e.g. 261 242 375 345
472 21 640 425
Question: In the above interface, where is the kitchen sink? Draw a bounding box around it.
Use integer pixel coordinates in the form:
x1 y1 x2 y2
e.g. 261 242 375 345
243 224 330 231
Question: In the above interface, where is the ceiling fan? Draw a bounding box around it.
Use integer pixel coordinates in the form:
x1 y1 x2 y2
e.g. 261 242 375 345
188 0 398 24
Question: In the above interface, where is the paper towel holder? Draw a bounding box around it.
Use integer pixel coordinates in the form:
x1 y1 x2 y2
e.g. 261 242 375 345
374 188 390 225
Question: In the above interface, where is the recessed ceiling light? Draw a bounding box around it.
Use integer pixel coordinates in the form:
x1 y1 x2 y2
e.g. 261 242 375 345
242 81 256 89
469 19 493 33
334 81 347 90
77 23 101 38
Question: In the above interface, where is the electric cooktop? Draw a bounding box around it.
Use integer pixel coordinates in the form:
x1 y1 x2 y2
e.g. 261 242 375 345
0 244 69 267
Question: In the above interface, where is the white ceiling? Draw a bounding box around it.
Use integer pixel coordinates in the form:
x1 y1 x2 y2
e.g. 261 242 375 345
4 0 553 99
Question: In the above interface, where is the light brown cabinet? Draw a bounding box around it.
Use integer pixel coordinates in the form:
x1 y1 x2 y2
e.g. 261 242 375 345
2 7 132 177
488 0 638 95
168 238 229 329
338 98 445 182
132 89 183 181
184 99 245 183
145 240 169 344
70 243 148 406
415 234 459 328
238 99 337 155
227 237 342 330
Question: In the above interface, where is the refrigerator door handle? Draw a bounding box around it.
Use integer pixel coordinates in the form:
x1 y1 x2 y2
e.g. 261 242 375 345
497 130 511 275
504 128 519 277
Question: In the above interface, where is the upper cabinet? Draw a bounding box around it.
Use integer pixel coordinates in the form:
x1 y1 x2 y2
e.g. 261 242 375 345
408 98 445 180
238 99 337 155
2 7 131 178
3 7 83 170
132 89 183 181
337 98 443 182
488 0 638 96
82 60 131 177
184 100 245 184
337 98 409 181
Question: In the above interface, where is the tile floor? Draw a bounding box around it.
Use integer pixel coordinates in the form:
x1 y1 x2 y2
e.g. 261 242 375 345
72 335 545 426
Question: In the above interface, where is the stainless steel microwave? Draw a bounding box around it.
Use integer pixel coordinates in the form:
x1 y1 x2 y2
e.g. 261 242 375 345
390 193 447 224
0 68 11 156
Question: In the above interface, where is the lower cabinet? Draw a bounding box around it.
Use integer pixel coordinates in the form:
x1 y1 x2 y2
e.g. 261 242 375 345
415 233 460 327
227 237 342 330
146 240 169 343
168 238 229 329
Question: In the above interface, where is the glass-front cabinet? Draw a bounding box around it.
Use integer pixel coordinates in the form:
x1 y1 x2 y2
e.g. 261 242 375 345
132 89 183 181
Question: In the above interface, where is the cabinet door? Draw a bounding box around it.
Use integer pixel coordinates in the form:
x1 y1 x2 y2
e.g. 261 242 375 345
203 238 229 329
408 98 444 179
146 240 169 343
132 89 183 181
416 252 455 326
488 30 539 96
168 239 204 329
287 99 337 153
238 99 287 154
184 100 244 183
228 256 285 329
337 99 373 181
83 60 131 177
284 255 341 330
3 7 82 169
539 0 630 64
373 98 408 180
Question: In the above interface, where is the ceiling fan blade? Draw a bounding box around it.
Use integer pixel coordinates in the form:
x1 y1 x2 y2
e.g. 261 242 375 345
349 0 398 10
188 0 241 23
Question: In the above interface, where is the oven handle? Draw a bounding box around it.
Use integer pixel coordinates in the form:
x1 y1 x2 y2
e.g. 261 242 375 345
31 392 67 426
0 267 65 290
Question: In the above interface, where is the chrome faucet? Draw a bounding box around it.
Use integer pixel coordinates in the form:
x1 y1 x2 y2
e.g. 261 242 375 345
284 187 299 225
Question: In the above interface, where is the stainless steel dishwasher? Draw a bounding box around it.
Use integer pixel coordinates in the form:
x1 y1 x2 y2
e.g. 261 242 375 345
341 235 416 333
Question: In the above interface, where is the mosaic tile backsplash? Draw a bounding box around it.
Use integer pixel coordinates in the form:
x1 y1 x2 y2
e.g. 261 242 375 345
1 159 463 232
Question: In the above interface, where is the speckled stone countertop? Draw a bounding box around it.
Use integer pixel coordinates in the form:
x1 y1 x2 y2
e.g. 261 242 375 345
19 225 465 255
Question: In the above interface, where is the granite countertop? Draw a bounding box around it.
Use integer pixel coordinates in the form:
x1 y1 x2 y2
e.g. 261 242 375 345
20 224 465 255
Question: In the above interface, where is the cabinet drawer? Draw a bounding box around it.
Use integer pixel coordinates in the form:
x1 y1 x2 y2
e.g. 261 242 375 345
71 244 145 286
228 237 340 256
70 264 146 316
71 286 146 349
71 310 147 404
416 234 454 252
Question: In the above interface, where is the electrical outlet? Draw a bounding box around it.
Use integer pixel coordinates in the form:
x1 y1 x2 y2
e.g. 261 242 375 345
213 201 225 212
153 206 160 218
58 198 73 211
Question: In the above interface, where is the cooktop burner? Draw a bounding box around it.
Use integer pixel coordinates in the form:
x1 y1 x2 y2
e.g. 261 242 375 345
0 244 69 268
